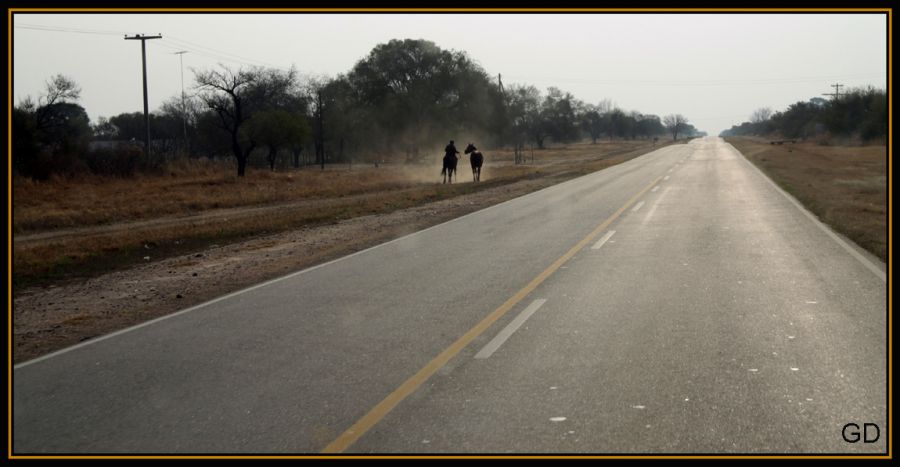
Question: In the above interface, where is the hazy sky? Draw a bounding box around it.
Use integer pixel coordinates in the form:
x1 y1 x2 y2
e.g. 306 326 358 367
12 13 888 135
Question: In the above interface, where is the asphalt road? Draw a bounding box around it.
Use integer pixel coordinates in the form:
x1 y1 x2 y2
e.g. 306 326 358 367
13 137 888 455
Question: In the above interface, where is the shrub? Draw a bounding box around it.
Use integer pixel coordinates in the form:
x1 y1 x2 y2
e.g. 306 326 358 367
83 145 144 177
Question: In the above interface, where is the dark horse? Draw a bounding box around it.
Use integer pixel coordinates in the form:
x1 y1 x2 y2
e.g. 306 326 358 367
465 143 484 182
441 153 458 183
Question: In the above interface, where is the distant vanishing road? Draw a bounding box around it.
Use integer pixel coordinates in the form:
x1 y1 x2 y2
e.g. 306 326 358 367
13 137 887 455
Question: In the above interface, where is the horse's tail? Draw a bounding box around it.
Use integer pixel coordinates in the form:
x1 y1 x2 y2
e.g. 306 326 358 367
441 167 446 176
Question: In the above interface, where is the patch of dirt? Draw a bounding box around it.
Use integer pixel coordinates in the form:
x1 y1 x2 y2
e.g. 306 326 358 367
12 175 566 364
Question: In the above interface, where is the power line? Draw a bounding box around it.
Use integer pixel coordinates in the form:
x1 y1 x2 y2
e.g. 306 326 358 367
164 35 286 70
690 113 757 121
14 21 885 87
153 40 284 71
14 22 126 36
151 38 292 72
147 40 188 53
150 40 251 66
503 73 884 87
16 23 291 70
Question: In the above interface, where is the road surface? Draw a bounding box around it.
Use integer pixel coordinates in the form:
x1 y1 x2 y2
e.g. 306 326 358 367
13 137 888 455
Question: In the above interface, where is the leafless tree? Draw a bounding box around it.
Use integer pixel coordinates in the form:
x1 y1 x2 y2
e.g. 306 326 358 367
596 98 614 115
194 65 261 176
194 65 297 176
19 74 82 131
663 114 689 141
304 76 330 170
750 107 773 124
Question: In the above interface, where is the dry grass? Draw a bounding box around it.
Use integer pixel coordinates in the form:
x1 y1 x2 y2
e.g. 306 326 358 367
725 137 887 261
13 140 661 232
14 162 426 232
13 139 675 287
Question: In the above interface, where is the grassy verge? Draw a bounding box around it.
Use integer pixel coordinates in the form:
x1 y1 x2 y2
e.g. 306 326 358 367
14 140 677 288
724 137 887 261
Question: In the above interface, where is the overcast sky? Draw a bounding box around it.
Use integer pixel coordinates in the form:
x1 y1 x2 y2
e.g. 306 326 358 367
12 13 887 135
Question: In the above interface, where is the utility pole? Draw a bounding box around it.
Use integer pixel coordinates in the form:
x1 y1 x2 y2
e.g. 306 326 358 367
125 34 162 158
174 51 188 153
823 83 844 101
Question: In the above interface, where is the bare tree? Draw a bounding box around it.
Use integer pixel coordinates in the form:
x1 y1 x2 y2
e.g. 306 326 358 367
663 114 689 141
41 74 81 107
596 98 614 113
160 94 204 153
750 107 773 124
194 65 261 176
194 65 298 176
304 76 329 170
19 74 83 132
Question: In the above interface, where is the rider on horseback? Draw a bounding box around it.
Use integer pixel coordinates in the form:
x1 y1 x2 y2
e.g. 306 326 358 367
445 140 459 160
441 140 460 183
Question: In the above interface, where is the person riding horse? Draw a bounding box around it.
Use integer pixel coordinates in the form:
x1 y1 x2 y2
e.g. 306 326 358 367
441 140 459 183
445 141 459 160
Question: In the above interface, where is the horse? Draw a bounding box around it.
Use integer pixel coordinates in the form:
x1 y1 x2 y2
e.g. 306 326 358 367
465 143 484 182
441 153 458 183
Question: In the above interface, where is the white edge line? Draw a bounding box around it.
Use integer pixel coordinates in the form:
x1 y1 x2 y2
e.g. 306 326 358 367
631 201 645 212
651 186 660 192
474 299 547 359
663 175 670 180
591 230 617 250
17 183 549 369
730 143 886 283
15 146 675 370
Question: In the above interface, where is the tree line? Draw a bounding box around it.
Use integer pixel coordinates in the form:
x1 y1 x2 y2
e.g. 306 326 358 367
720 86 886 143
14 38 700 179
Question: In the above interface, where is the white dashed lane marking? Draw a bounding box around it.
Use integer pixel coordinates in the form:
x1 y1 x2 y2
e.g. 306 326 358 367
591 230 617 250
475 299 548 359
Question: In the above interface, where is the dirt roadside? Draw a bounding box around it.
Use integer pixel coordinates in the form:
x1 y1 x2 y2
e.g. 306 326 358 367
724 137 886 261
12 173 577 364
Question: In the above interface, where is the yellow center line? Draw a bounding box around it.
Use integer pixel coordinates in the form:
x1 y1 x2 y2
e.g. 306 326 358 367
321 175 663 454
